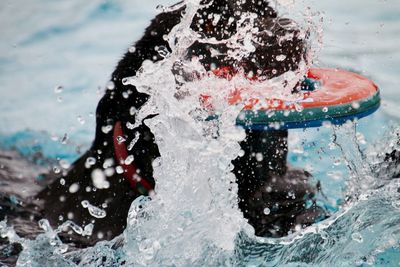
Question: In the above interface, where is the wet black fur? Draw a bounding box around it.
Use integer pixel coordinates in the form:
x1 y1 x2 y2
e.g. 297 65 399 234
38 0 321 245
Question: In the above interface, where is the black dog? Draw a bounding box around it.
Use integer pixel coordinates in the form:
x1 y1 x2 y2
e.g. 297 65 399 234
37 0 323 245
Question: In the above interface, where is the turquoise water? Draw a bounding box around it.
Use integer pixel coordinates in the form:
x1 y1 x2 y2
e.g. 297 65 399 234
0 0 400 266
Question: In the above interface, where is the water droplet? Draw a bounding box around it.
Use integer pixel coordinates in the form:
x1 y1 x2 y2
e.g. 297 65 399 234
38 219 51 232
276 54 286 61
156 4 164 11
88 206 106 219
122 77 129 85
352 102 360 109
64 221 83 235
328 142 337 150
263 208 271 215
305 163 314 172
10 195 21 205
319 231 329 240
130 107 138 116
54 85 63 94
292 147 304 154
267 110 276 118
61 133 68 145
50 134 58 141
392 200 400 210
125 155 134 165
271 122 282 130
69 183 79 193
116 166 124 174
237 113 246 121
106 81 115 90
55 244 68 254
91 169 110 189
127 132 141 151
83 223 94 236
81 200 106 219
126 122 135 129
85 157 96 168
53 166 60 174
49 238 57 246
255 153 263 162
322 107 329 112
351 232 363 243
333 159 342 166
322 121 332 128
104 167 115 177
77 115 85 125
97 232 104 239
60 178 65 185
356 132 367 145
128 46 136 53
101 125 113 134
327 171 342 180
59 160 70 169
103 158 114 169
81 200 89 208
117 135 126 144
156 45 170 58
294 103 304 112
283 110 290 117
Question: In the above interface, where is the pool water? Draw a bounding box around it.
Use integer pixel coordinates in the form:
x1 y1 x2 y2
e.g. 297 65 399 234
0 0 399 266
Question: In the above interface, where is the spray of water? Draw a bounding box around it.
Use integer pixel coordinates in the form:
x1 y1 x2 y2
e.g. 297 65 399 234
119 0 308 264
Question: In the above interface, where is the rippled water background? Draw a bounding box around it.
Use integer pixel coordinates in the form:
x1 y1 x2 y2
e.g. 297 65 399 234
0 0 400 266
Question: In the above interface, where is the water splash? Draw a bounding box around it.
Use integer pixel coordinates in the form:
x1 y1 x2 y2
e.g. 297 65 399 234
81 200 107 219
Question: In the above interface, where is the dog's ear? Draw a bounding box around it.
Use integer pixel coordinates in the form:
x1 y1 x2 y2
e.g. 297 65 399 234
92 8 184 147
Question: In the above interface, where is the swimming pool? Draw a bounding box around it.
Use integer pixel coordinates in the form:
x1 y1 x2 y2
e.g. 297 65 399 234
0 0 399 266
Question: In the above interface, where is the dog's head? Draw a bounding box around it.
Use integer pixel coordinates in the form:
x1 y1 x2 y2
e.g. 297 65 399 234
188 0 307 80
93 0 308 190
40 1 311 242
